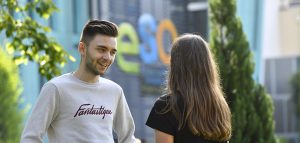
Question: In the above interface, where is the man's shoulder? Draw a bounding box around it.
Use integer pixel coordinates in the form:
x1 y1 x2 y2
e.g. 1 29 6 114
48 73 72 86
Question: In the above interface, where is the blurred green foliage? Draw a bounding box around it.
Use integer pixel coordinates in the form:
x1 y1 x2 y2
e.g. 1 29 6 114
0 48 24 143
278 137 289 143
291 70 300 134
0 0 75 80
209 0 278 142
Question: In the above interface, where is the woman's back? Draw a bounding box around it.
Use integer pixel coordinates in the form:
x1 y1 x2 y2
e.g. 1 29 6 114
146 96 228 143
146 34 231 143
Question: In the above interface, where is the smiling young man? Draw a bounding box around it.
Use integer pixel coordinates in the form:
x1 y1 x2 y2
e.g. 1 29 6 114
21 20 137 143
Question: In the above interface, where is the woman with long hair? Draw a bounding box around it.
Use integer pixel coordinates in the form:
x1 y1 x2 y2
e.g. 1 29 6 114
146 34 232 143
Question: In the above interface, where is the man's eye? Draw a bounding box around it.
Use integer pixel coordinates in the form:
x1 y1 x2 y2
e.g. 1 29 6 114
99 49 105 52
111 51 116 55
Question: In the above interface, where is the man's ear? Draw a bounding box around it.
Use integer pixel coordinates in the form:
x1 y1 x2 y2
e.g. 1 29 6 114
78 42 86 56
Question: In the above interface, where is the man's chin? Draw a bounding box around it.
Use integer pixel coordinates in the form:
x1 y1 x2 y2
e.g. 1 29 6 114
90 70 103 76
95 66 109 76
99 72 105 76
98 70 106 76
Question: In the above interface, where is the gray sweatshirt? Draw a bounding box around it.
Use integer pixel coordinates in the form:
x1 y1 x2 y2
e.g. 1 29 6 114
21 73 137 143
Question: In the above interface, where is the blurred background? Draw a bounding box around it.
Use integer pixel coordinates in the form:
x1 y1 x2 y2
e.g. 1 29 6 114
1 0 300 143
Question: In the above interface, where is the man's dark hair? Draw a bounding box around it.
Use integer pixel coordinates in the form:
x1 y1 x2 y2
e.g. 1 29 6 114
80 20 119 45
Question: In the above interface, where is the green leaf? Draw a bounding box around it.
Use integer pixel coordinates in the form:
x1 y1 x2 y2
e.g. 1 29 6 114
53 44 61 52
43 26 51 32
60 61 65 67
5 43 14 54
42 13 50 19
15 7 20 12
33 54 39 61
13 56 26 65
69 55 76 62
40 59 46 66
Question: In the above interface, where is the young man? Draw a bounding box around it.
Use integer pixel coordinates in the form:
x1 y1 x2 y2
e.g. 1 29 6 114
21 20 137 143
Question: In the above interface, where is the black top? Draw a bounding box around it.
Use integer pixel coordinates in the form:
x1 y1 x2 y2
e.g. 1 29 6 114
146 95 228 143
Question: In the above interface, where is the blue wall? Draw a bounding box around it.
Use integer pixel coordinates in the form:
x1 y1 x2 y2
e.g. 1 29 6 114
237 0 264 81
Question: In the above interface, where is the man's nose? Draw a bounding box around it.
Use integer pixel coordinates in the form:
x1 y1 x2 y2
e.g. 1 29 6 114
102 52 111 60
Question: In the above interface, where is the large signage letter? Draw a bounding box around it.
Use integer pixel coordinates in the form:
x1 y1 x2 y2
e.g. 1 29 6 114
117 23 140 74
156 20 177 65
138 14 158 64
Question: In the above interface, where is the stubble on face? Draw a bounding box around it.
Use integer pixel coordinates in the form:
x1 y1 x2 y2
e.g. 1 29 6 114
85 48 103 76
83 35 117 77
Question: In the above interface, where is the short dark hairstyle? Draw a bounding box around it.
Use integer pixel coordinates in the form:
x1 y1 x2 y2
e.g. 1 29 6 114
80 20 119 45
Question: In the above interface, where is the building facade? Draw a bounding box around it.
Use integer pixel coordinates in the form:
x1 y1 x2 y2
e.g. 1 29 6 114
262 0 300 142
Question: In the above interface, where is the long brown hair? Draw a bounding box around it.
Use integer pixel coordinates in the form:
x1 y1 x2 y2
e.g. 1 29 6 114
164 34 231 141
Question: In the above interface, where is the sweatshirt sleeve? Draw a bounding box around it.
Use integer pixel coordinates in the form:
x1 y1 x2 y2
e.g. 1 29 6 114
113 89 137 143
21 82 60 143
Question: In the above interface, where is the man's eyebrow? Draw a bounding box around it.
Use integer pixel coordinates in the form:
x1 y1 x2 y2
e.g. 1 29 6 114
96 45 117 52
96 45 107 48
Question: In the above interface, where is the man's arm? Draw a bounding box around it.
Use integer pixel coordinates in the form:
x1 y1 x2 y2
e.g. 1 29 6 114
113 89 137 143
21 82 59 143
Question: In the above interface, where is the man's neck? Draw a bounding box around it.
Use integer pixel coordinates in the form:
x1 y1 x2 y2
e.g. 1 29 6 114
73 69 100 83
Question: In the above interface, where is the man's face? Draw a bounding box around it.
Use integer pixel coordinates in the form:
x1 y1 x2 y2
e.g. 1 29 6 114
84 34 117 76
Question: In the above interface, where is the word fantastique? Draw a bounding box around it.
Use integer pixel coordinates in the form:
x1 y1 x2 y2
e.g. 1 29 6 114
74 104 112 119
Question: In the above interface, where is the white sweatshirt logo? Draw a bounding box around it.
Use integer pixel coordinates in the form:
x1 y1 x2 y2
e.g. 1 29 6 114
74 104 112 119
